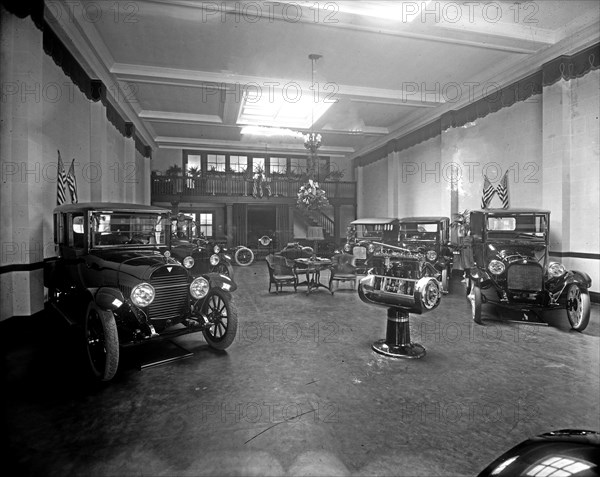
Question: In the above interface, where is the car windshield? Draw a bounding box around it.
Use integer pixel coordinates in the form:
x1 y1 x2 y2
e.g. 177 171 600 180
91 212 169 247
486 214 547 239
172 215 196 241
355 223 396 240
399 223 438 241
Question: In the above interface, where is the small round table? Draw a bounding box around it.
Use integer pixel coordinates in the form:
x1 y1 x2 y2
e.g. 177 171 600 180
294 257 332 294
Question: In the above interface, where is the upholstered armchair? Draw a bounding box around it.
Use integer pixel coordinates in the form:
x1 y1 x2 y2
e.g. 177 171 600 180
265 254 297 293
328 253 358 294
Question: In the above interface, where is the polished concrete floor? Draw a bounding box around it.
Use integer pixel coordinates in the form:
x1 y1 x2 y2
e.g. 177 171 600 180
2 265 599 476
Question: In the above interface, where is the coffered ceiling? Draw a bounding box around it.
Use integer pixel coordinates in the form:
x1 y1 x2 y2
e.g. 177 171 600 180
47 0 600 158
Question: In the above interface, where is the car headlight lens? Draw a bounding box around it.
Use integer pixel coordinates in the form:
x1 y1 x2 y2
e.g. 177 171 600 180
426 250 437 261
183 256 194 268
213 245 220 254
209 254 220 266
548 262 566 277
130 283 155 307
367 243 375 253
488 259 505 275
190 277 210 299
343 243 351 252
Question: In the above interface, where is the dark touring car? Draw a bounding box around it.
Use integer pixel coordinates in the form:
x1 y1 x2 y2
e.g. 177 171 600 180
44 203 238 382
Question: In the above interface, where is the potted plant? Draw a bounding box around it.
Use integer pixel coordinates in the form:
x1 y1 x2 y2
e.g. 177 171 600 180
324 169 345 181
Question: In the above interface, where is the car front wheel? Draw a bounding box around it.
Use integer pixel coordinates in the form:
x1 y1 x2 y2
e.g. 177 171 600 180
202 289 238 350
566 284 591 331
469 283 483 324
84 302 119 381
213 261 233 277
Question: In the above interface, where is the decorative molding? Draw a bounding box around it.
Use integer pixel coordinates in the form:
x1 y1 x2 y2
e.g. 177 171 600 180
111 63 444 108
354 42 600 167
1 2 154 158
144 0 553 53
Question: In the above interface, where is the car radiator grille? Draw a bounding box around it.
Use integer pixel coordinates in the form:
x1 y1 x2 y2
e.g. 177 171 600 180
507 263 543 291
147 266 189 321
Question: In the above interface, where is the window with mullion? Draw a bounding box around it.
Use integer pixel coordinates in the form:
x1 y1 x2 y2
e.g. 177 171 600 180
269 157 287 174
207 154 226 172
229 155 248 173
198 212 214 238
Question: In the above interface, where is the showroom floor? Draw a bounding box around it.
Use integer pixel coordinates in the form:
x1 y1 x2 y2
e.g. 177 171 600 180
2 264 599 476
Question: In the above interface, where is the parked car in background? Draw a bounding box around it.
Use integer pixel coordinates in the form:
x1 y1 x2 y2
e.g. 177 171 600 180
44 203 238 382
170 214 234 278
344 218 401 272
398 216 453 293
464 208 592 330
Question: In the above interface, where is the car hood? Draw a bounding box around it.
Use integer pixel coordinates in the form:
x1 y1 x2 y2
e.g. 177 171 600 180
487 244 546 263
91 248 176 280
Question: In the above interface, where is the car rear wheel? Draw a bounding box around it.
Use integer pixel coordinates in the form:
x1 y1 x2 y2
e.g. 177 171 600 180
84 302 119 381
202 289 238 350
469 283 482 324
234 247 254 266
566 284 590 331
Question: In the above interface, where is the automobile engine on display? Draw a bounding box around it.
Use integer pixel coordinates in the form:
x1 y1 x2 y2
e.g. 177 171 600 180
358 243 442 315
357 242 442 359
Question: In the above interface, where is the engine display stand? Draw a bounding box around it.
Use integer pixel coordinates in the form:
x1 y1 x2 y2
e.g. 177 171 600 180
372 307 426 359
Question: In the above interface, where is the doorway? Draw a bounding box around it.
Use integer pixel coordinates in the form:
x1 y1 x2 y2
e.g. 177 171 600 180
247 206 276 249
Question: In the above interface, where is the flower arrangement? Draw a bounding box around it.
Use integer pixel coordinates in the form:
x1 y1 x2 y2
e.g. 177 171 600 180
297 179 329 211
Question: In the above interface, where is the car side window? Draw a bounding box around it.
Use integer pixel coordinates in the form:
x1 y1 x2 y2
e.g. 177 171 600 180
69 214 85 249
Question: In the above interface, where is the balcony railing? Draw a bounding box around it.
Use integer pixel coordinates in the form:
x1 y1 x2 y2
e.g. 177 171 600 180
152 175 356 201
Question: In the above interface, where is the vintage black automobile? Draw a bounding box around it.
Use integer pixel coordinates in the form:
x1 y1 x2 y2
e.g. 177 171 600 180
464 208 592 330
398 216 453 293
343 218 401 272
44 203 238 382
170 215 234 278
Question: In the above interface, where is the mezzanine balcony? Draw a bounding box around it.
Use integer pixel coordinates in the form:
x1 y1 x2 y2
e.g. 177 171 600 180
151 173 357 204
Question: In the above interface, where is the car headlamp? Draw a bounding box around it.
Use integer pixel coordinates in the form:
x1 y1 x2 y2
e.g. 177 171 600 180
548 262 566 277
213 245 220 254
488 259 505 275
183 256 195 269
190 277 209 299
209 254 220 266
130 283 155 307
426 250 437 261
367 243 376 253
343 243 351 252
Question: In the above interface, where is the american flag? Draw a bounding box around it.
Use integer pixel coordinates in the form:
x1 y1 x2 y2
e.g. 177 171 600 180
67 159 78 203
496 171 509 209
56 150 67 205
481 175 495 209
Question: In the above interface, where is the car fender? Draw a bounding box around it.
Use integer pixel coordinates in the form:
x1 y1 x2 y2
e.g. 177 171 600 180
203 272 237 293
211 260 234 278
568 270 592 289
92 287 126 311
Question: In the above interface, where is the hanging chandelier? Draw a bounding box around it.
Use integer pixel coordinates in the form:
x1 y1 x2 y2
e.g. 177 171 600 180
303 132 322 153
297 53 329 212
